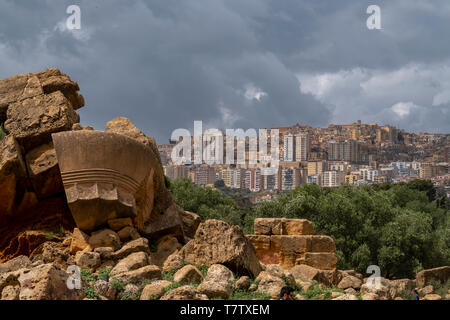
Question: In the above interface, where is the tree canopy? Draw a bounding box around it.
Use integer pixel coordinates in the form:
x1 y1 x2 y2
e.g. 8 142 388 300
168 178 449 279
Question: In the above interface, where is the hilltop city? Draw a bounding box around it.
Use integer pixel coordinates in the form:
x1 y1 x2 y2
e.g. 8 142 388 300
159 121 450 203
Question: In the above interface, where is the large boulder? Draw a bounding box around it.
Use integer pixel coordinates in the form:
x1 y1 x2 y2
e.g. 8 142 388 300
197 264 234 299
289 264 342 287
255 271 285 299
5 91 79 151
416 266 450 287
0 69 84 123
337 275 362 290
179 220 262 277
17 263 84 300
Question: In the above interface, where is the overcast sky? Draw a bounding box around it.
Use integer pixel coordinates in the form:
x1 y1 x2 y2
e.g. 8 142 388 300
1 0 449 142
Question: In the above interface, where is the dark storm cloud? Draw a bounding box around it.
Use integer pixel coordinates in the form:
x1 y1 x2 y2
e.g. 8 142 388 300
0 0 449 141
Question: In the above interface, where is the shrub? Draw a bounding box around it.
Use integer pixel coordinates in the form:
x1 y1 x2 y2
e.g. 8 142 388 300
85 287 99 300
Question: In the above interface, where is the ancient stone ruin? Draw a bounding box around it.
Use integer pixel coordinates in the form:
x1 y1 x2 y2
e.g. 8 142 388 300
0 69 190 262
247 218 338 270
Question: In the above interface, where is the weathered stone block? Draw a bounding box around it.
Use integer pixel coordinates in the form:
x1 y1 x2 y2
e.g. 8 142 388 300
5 91 79 151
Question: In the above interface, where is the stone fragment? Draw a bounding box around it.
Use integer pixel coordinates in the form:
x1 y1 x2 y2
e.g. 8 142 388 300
180 211 201 240
113 238 150 260
179 220 262 277
140 280 172 300
110 265 161 285
25 143 63 198
162 253 184 273
5 91 79 151
160 285 209 300
70 228 91 255
75 251 101 270
173 265 203 285
88 229 121 251
110 252 149 276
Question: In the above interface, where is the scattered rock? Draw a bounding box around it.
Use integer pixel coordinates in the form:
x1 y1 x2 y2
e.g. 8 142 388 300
338 275 362 290
110 252 149 276
331 291 344 298
17 263 84 300
75 251 101 270
180 211 201 240
93 280 116 300
345 288 356 294
162 253 184 273
117 226 140 242
113 238 150 260
173 265 203 284
110 265 161 285
1 284 20 300
70 228 91 255
198 264 234 299
149 235 182 267
94 247 114 261
235 276 251 290
332 294 359 300
140 280 172 300
0 256 31 273
423 294 441 300
107 218 133 231
160 285 209 300
255 271 285 299
418 285 434 296
89 229 121 251
117 284 140 300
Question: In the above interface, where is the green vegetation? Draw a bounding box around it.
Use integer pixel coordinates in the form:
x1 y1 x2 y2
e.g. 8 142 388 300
111 279 125 292
97 267 112 281
429 280 450 298
120 292 140 300
168 178 254 233
85 286 99 300
81 269 96 283
229 290 271 300
45 226 65 240
169 178 449 279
